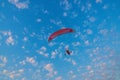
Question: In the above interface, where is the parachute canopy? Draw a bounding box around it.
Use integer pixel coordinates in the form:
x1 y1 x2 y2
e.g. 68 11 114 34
48 28 74 41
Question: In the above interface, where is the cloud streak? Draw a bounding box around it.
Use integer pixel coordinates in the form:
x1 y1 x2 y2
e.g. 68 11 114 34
44 63 57 78
8 0 29 9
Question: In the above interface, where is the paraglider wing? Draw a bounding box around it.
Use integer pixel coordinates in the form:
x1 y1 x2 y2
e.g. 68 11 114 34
48 28 74 41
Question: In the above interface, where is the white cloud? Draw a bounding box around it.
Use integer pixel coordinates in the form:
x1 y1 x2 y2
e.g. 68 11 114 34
51 51 57 59
42 9 49 14
37 46 49 57
50 19 62 26
13 16 20 23
48 42 56 46
99 29 108 36
26 57 38 66
36 18 42 22
0 31 15 45
44 64 53 72
60 0 71 10
55 76 62 80
40 46 47 51
6 36 14 45
63 12 67 16
65 45 69 49
19 60 26 65
86 29 93 35
64 58 77 66
96 0 102 3
23 37 28 42
0 31 10 36
44 63 57 78
81 6 85 12
21 45 25 49
18 69 24 73
86 65 92 70
72 75 76 78
89 16 96 22
74 32 81 38
71 60 77 65
68 70 77 79
2 69 24 79
103 5 108 9
38 51 49 57
0 56 7 67
8 0 29 9
72 42 80 46
87 3 92 10
85 40 89 46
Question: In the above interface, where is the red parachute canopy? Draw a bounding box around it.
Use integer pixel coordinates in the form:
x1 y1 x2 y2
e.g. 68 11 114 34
48 28 74 41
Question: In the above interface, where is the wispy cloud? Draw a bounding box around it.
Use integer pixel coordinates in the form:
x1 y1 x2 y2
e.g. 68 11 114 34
96 0 102 3
64 58 77 66
72 42 81 46
44 63 57 78
36 18 42 23
60 0 71 10
6 36 14 45
99 29 108 36
68 70 77 79
51 51 57 59
86 29 93 35
2 69 24 79
0 56 7 67
36 46 49 58
63 12 67 16
0 31 15 45
89 16 96 22
8 0 29 9
23 37 28 42
19 57 38 66
55 76 62 80
26 57 38 66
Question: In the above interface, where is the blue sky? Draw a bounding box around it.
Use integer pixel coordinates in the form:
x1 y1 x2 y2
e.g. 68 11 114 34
0 0 120 80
